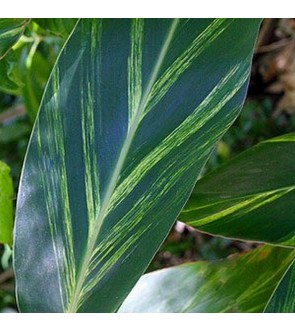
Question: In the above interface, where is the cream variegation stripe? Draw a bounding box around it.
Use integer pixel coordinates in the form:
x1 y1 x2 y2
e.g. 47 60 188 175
78 135 211 307
66 19 253 312
36 67 77 311
67 19 180 312
81 20 102 239
87 112 237 283
144 18 234 115
81 82 100 238
50 68 76 308
187 186 295 227
107 60 250 215
78 105 242 306
128 18 144 129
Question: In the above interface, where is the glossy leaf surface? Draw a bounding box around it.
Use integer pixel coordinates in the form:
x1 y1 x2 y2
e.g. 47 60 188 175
120 246 295 313
264 259 295 312
180 134 295 247
0 161 13 244
14 18 260 312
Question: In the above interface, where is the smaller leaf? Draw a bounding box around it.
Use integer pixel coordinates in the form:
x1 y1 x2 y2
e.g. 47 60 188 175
180 133 295 247
0 18 30 59
0 161 14 244
17 45 53 120
0 50 23 95
264 259 295 313
119 246 295 313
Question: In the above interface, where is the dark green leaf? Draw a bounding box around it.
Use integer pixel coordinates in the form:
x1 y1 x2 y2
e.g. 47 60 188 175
0 51 23 95
264 259 295 313
120 246 295 313
0 19 30 59
14 18 260 313
180 133 295 247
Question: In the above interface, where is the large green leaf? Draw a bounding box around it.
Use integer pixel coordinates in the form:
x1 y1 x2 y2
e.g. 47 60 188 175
264 259 295 312
180 133 295 247
0 19 30 59
0 161 13 244
119 246 295 313
14 19 260 313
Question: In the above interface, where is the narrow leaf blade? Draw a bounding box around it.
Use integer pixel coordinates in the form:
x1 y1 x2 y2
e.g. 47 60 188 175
264 259 295 313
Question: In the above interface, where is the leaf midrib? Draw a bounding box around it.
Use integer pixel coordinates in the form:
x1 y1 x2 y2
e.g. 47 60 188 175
67 18 180 313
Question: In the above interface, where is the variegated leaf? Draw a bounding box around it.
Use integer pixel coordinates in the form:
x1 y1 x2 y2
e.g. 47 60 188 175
264 259 295 313
14 18 260 313
180 133 295 247
120 246 295 313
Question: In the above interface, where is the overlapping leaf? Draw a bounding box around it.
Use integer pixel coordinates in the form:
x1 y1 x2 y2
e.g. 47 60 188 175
14 18 260 312
0 161 13 244
180 133 295 247
120 246 295 313
264 259 295 313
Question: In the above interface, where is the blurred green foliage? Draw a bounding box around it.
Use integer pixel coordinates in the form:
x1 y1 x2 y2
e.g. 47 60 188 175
0 161 13 244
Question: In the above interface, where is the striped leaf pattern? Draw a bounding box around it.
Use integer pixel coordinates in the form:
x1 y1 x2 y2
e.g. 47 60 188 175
264 259 295 312
180 133 295 247
120 246 295 313
14 19 260 313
